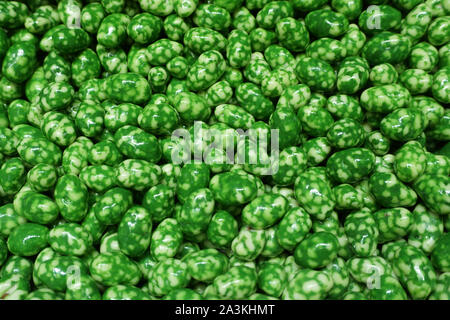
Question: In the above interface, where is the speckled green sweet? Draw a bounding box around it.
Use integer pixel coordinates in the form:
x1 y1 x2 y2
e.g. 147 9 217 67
327 118 365 149
150 218 183 261
297 105 334 137
393 245 437 299
41 111 77 147
2 42 37 84
7 223 48 256
344 208 379 257
362 31 411 65
408 204 444 254
431 233 450 272
306 9 349 38
148 258 190 296
100 232 120 254
106 73 151 105
177 188 215 237
294 232 339 269
236 82 274 120
242 193 288 229
413 174 450 216
14 190 59 224
231 226 265 261
0 204 25 238
116 159 161 191
213 265 257 299
90 252 141 287
43 51 71 84
114 125 161 163
295 56 336 92
393 141 427 183
327 148 375 184
333 184 364 210
79 164 116 192
381 108 426 142
256 262 286 298
337 57 369 94
307 38 346 64
359 4 401 34
48 223 92 256
93 187 132 225
283 269 332 300
0 274 30 300
374 207 413 243
0 158 26 196
117 206 152 257
183 248 228 282
429 273 450 300
206 210 238 247
370 172 418 207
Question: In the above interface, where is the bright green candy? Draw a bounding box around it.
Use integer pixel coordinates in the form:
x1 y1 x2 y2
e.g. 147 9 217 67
127 45 151 77
327 118 365 149
116 159 161 191
226 29 251 69
411 96 444 129
8 99 30 126
368 274 408 300
347 256 394 292
138 102 179 136
295 56 336 92
432 67 450 104
337 57 369 94
340 23 366 56
0 238 7 266
118 206 152 257
54 174 88 222
39 81 74 112
393 245 437 299
2 42 37 83
264 44 295 70
361 83 411 113
257 262 287 298
272 146 307 186
276 207 312 251
96 13 129 48
66 273 101 300
331 0 362 20
242 193 288 229
359 4 401 34
148 258 190 296
303 137 332 166
127 13 161 44
176 162 210 203
429 273 450 300
43 51 71 83
307 38 346 64
327 148 375 184
294 170 335 220
249 27 277 52
428 16 450 46
374 208 413 243
62 141 90 176
96 44 127 74
94 187 132 225
380 108 426 142
0 256 32 283
213 265 257 299
41 111 77 147
277 84 311 110
235 82 274 120
408 204 444 254
283 269 332 300
53 27 90 54
106 73 151 105
256 1 293 30
413 174 450 216
187 50 226 91
166 56 189 79
14 191 59 224
27 163 57 192
193 4 231 31
88 140 122 166
0 274 30 299
276 17 309 53
74 102 104 137
0 1 29 28
370 172 417 207
306 9 349 38
138 0 174 17
324 257 350 299
294 232 339 269
90 252 141 286
205 80 233 107
172 91 211 122
103 285 149 300
0 75 22 103
104 103 140 132
344 208 379 257
333 184 364 210
424 152 450 176
71 49 101 88
48 223 92 256
362 31 411 65
297 105 334 137
147 39 183 66
231 227 265 261
369 63 398 86
7 223 48 256
150 218 183 261
177 188 215 237
409 42 439 72
142 184 174 223
400 69 433 95
431 233 450 272
364 131 391 156
206 210 238 247
184 27 227 54
183 248 228 282
0 204 26 238
114 125 161 163
100 232 120 254
393 141 427 182
0 158 26 196
327 95 363 122
214 104 254 129
25 5 59 34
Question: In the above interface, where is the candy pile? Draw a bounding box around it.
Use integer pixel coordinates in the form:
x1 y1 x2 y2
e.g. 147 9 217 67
0 0 449 300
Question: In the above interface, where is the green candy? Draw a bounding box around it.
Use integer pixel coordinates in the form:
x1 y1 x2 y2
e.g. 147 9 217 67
276 207 312 251
409 204 444 254
177 188 215 237
413 174 450 216
114 125 161 163
40 81 74 112
7 223 48 256
53 27 90 54
242 193 288 229
327 148 376 184
231 227 265 261
184 27 227 54
333 184 364 210
337 57 369 94
0 1 29 28
183 248 228 282
283 269 332 300
13 191 59 225
43 51 71 83
276 17 309 53
104 103 140 132
206 210 239 247
41 111 77 147
177 163 210 203
380 108 426 141
106 73 151 105
2 42 37 84
269 107 301 149
432 67 450 104
295 56 336 92
54 174 89 222
27 163 57 192
79 164 116 192
394 141 427 182
116 159 161 191
0 274 30 300
409 42 439 72
306 9 349 38
142 184 175 223
359 5 401 34
307 38 346 64
257 262 287 298
0 204 26 238
66 273 101 300
103 285 149 300
344 208 379 257
118 206 152 257
431 233 450 272
327 118 365 149
297 105 334 137
370 172 417 207
429 273 450 300
0 158 26 196
400 69 433 95
187 50 226 92
374 208 413 243
294 232 339 269
272 147 307 186
340 24 366 56
94 187 133 225
193 4 231 31
48 223 92 256
148 258 190 296
213 265 257 299
393 245 437 299
71 49 101 88
172 92 210 122
150 218 183 261
90 252 141 286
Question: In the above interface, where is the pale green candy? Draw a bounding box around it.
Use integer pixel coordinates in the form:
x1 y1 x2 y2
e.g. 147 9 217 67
151 218 183 261
283 269 332 300
48 223 93 256
213 265 257 299
344 208 379 257
231 227 266 261
148 258 190 297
